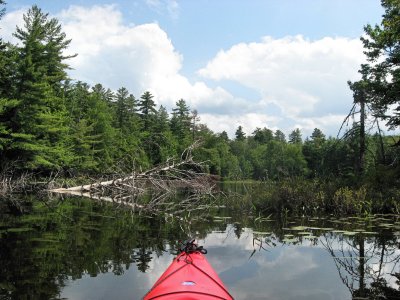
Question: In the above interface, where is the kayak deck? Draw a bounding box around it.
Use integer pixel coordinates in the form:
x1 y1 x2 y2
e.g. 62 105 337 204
143 251 233 300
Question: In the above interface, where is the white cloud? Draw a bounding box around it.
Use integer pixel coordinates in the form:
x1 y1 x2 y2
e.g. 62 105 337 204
53 5 239 112
166 0 180 19
200 113 281 137
291 114 348 138
0 7 25 44
145 0 180 19
199 35 366 136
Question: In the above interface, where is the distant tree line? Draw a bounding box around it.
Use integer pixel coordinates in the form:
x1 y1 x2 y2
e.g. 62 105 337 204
0 3 399 186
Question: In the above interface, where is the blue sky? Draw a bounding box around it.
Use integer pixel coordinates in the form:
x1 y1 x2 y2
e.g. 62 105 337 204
1 0 384 138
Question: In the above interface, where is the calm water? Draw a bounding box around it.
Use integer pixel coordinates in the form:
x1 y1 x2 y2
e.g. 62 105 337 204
0 194 399 299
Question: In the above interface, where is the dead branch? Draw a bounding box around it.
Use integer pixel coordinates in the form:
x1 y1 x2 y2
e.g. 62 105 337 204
0 163 33 196
48 142 218 211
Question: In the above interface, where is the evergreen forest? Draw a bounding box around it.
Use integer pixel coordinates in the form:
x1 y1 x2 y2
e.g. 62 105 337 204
0 2 399 210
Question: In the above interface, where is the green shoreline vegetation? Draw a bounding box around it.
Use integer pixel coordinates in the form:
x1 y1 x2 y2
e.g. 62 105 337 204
0 2 399 216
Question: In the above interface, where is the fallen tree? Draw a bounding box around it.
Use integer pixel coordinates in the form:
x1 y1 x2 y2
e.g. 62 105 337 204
49 143 218 211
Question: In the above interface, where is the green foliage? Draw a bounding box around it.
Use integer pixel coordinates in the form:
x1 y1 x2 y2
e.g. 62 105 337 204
0 3 398 221
171 99 190 136
237 178 398 216
138 91 157 132
243 179 327 215
0 196 209 298
288 128 302 144
359 0 400 129
274 129 286 143
0 43 18 99
332 186 371 215
252 127 273 144
170 99 192 153
0 0 5 20
0 5 75 169
235 125 246 141
114 87 138 132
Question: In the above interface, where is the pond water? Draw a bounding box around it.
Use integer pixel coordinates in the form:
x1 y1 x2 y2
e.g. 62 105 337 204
0 194 399 299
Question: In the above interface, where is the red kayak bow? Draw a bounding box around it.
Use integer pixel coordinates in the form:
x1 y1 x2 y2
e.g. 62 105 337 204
143 240 233 300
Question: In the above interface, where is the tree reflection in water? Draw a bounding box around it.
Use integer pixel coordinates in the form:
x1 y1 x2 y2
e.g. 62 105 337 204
1 195 400 300
322 233 400 299
0 195 214 299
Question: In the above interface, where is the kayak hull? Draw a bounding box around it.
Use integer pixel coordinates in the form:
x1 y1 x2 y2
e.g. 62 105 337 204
143 251 233 300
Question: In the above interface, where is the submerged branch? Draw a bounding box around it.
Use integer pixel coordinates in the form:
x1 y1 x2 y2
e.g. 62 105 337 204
49 143 217 211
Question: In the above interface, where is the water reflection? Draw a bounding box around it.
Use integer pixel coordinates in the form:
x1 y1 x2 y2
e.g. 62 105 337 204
322 234 400 299
194 226 349 300
0 196 399 299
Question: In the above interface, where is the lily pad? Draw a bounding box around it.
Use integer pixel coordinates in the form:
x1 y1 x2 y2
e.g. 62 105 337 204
214 216 232 220
379 223 394 228
290 226 308 231
343 231 357 236
330 220 342 223
253 231 271 236
298 231 312 235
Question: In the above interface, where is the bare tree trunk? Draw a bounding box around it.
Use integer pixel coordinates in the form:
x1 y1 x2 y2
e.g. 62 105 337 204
49 158 190 193
358 95 366 176
376 120 386 164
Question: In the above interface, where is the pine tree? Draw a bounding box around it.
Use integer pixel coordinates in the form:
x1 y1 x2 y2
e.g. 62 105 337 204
0 0 5 20
138 91 157 131
149 106 176 164
88 85 116 169
0 3 19 165
303 128 327 176
252 127 273 144
235 126 246 141
274 130 286 143
219 131 229 142
4 5 74 169
115 87 138 132
170 99 191 140
155 105 170 133
92 84 113 103
359 0 400 131
64 82 100 170
310 128 326 146
288 128 302 144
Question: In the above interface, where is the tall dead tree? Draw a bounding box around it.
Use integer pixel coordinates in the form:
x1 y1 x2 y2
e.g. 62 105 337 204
340 80 369 177
355 86 366 176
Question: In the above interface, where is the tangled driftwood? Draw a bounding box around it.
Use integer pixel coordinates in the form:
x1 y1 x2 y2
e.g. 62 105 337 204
49 143 217 211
